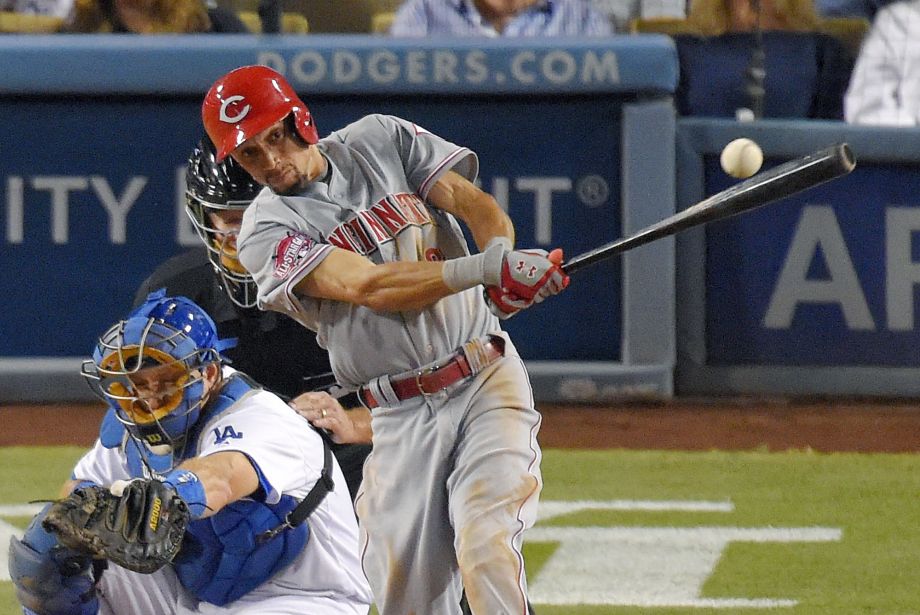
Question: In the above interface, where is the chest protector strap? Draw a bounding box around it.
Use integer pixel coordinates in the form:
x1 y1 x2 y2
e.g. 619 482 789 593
255 435 334 543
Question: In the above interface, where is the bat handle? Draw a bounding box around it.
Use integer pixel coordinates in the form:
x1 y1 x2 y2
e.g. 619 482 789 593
561 261 583 274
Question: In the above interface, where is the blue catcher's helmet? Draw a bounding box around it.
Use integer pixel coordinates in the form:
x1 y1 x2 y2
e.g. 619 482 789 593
81 289 236 454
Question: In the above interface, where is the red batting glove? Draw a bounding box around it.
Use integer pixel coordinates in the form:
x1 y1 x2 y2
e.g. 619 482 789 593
499 247 570 302
484 286 532 320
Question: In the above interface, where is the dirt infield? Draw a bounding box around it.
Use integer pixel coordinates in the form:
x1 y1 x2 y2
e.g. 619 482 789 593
5 398 918 452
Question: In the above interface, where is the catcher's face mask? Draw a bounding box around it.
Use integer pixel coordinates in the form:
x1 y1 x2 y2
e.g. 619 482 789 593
185 136 262 309
96 346 194 422
186 197 259 308
81 290 236 452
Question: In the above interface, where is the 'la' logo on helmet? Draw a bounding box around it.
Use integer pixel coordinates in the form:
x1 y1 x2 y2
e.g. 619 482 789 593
220 95 251 124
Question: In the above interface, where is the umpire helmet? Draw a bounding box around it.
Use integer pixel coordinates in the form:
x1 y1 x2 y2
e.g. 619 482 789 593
186 137 262 309
81 289 236 454
202 65 319 162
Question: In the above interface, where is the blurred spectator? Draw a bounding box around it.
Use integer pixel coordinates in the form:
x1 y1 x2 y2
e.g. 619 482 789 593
62 0 247 32
592 0 686 32
1 0 71 17
390 0 614 35
844 0 920 124
673 0 854 119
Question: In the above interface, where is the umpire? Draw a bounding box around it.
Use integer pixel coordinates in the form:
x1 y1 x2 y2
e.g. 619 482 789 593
133 136 371 499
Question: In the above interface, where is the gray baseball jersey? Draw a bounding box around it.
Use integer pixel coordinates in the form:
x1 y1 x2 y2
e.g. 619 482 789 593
238 114 501 390
237 114 541 615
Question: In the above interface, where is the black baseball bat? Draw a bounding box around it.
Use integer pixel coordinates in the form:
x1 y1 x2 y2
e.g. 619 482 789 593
562 143 856 274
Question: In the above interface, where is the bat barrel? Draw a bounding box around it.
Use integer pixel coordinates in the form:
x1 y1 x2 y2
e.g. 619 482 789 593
563 143 856 274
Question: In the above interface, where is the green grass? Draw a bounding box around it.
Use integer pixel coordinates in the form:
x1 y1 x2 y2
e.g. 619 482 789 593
0 447 86 503
1 447 88 615
3 447 920 614
528 449 920 614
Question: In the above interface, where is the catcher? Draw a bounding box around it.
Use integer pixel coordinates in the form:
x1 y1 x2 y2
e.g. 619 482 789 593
8 290 372 615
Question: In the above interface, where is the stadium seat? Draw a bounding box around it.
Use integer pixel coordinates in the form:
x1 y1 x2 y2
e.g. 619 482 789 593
287 0 400 33
630 15 869 56
0 12 64 33
629 16 698 35
818 16 869 56
237 10 309 33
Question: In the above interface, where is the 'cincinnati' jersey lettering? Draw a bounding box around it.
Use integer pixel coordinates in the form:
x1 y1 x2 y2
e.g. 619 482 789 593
326 193 431 255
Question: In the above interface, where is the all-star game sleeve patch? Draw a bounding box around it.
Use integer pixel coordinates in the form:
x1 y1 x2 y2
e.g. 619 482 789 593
272 232 316 279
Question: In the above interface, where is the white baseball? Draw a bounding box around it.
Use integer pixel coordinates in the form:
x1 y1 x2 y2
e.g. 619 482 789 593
720 138 763 179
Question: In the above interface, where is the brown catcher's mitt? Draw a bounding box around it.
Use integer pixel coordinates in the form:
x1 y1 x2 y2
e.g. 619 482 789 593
42 480 190 574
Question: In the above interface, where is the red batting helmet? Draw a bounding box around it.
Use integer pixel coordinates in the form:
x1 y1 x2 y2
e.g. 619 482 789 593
202 65 319 162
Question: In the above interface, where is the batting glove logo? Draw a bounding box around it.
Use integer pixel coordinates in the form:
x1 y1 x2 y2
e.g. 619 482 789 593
515 260 538 278
219 95 251 124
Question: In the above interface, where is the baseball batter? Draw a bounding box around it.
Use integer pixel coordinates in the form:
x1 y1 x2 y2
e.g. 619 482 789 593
9 291 372 615
202 65 569 615
134 136 371 499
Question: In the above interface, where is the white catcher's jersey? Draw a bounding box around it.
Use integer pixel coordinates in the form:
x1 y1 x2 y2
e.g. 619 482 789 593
71 367 372 609
237 114 504 389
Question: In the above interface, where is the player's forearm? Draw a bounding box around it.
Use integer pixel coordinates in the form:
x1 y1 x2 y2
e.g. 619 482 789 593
356 261 457 311
463 197 515 252
426 169 515 250
178 452 259 517
298 251 461 311
360 243 511 309
299 244 505 311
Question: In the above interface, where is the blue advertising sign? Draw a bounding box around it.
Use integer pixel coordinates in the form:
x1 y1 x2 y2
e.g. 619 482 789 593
0 97 622 361
704 156 920 366
0 35 677 96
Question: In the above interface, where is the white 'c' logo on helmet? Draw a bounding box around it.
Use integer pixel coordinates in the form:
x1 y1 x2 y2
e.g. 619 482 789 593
219 95 251 124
